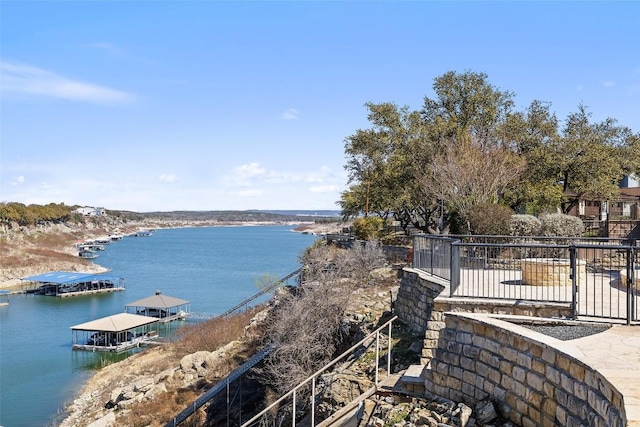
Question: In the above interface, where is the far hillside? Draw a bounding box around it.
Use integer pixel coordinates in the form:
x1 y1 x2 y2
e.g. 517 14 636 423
0 202 342 227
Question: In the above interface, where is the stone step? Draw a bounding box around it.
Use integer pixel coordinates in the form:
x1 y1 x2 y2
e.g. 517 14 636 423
400 364 427 393
377 364 426 395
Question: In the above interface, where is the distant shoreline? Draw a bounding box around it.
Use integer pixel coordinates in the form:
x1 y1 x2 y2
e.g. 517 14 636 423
0 220 347 291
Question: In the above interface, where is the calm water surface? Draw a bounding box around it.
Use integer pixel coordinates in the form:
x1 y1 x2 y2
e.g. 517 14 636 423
0 225 316 427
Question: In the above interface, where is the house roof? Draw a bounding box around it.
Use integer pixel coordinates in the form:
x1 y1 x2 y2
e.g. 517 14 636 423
71 313 158 332
125 291 190 309
22 271 122 284
620 187 640 197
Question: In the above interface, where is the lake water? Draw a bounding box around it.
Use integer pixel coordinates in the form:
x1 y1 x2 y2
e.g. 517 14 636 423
0 225 317 427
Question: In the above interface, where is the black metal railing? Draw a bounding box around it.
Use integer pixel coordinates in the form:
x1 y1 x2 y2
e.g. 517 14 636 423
413 234 639 324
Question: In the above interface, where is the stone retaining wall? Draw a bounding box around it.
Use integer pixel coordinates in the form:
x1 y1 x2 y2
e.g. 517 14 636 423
395 268 573 365
425 313 626 427
394 267 627 427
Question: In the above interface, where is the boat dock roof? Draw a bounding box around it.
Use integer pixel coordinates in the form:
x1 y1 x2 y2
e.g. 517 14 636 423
22 271 121 284
22 271 125 297
71 312 158 332
125 291 190 309
125 291 190 323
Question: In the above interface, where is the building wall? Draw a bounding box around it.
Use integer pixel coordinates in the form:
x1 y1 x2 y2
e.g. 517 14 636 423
74 207 106 216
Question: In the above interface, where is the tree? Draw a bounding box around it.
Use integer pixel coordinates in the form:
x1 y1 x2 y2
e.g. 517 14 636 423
420 70 515 145
417 71 522 229
548 105 628 214
501 100 563 214
341 70 639 232
342 102 436 233
418 136 525 231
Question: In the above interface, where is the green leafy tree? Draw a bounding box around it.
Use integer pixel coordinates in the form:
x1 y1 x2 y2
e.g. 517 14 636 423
342 102 435 233
502 100 563 214
553 106 628 214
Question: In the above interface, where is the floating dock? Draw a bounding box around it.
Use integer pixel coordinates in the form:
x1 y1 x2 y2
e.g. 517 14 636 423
22 271 125 297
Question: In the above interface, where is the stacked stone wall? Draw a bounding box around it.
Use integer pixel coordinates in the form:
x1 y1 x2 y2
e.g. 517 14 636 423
425 313 626 427
395 267 572 365
394 268 445 336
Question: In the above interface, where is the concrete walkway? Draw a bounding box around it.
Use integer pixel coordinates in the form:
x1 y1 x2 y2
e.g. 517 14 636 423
555 325 640 426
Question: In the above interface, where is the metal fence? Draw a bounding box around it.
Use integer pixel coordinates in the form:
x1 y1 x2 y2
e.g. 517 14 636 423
241 316 398 427
413 234 639 324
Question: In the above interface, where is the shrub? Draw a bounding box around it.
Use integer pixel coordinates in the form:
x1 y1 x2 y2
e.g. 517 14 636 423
467 203 513 235
352 216 384 240
509 214 542 236
540 213 585 237
337 240 387 285
260 278 352 393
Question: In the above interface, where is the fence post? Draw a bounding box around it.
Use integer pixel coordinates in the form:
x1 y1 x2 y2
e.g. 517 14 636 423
570 243 578 320
430 238 435 275
450 243 460 297
626 246 634 325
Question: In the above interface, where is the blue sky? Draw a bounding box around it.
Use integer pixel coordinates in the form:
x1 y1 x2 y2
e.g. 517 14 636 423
1 1 639 212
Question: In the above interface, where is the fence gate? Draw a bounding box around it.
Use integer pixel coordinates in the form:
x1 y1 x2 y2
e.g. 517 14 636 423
573 245 638 324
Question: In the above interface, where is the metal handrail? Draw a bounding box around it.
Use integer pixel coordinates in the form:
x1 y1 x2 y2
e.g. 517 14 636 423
165 344 273 427
241 315 399 427
217 269 301 318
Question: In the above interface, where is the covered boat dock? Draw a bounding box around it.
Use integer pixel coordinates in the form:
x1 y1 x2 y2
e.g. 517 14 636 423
22 271 125 297
125 291 190 323
71 313 159 352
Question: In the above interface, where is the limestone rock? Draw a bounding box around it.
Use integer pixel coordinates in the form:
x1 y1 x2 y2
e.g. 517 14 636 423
87 411 115 427
133 377 154 393
474 399 497 424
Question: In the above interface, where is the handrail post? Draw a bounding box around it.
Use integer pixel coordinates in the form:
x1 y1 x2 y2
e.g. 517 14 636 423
375 331 380 387
311 377 316 426
292 389 296 427
570 243 578 320
387 321 392 376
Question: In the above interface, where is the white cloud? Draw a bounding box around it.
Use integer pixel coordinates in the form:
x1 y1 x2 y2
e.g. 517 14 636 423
159 174 178 183
237 162 268 178
281 108 299 120
10 175 25 186
603 80 615 88
0 61 135 103
225 162 291 187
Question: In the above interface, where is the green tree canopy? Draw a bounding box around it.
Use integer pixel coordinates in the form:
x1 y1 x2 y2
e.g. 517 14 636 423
341 70 640 232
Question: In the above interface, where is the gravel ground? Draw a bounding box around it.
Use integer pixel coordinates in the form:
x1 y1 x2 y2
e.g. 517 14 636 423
521 323 611 340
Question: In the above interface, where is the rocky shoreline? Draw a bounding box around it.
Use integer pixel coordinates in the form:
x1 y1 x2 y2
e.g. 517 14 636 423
0 219 346 291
